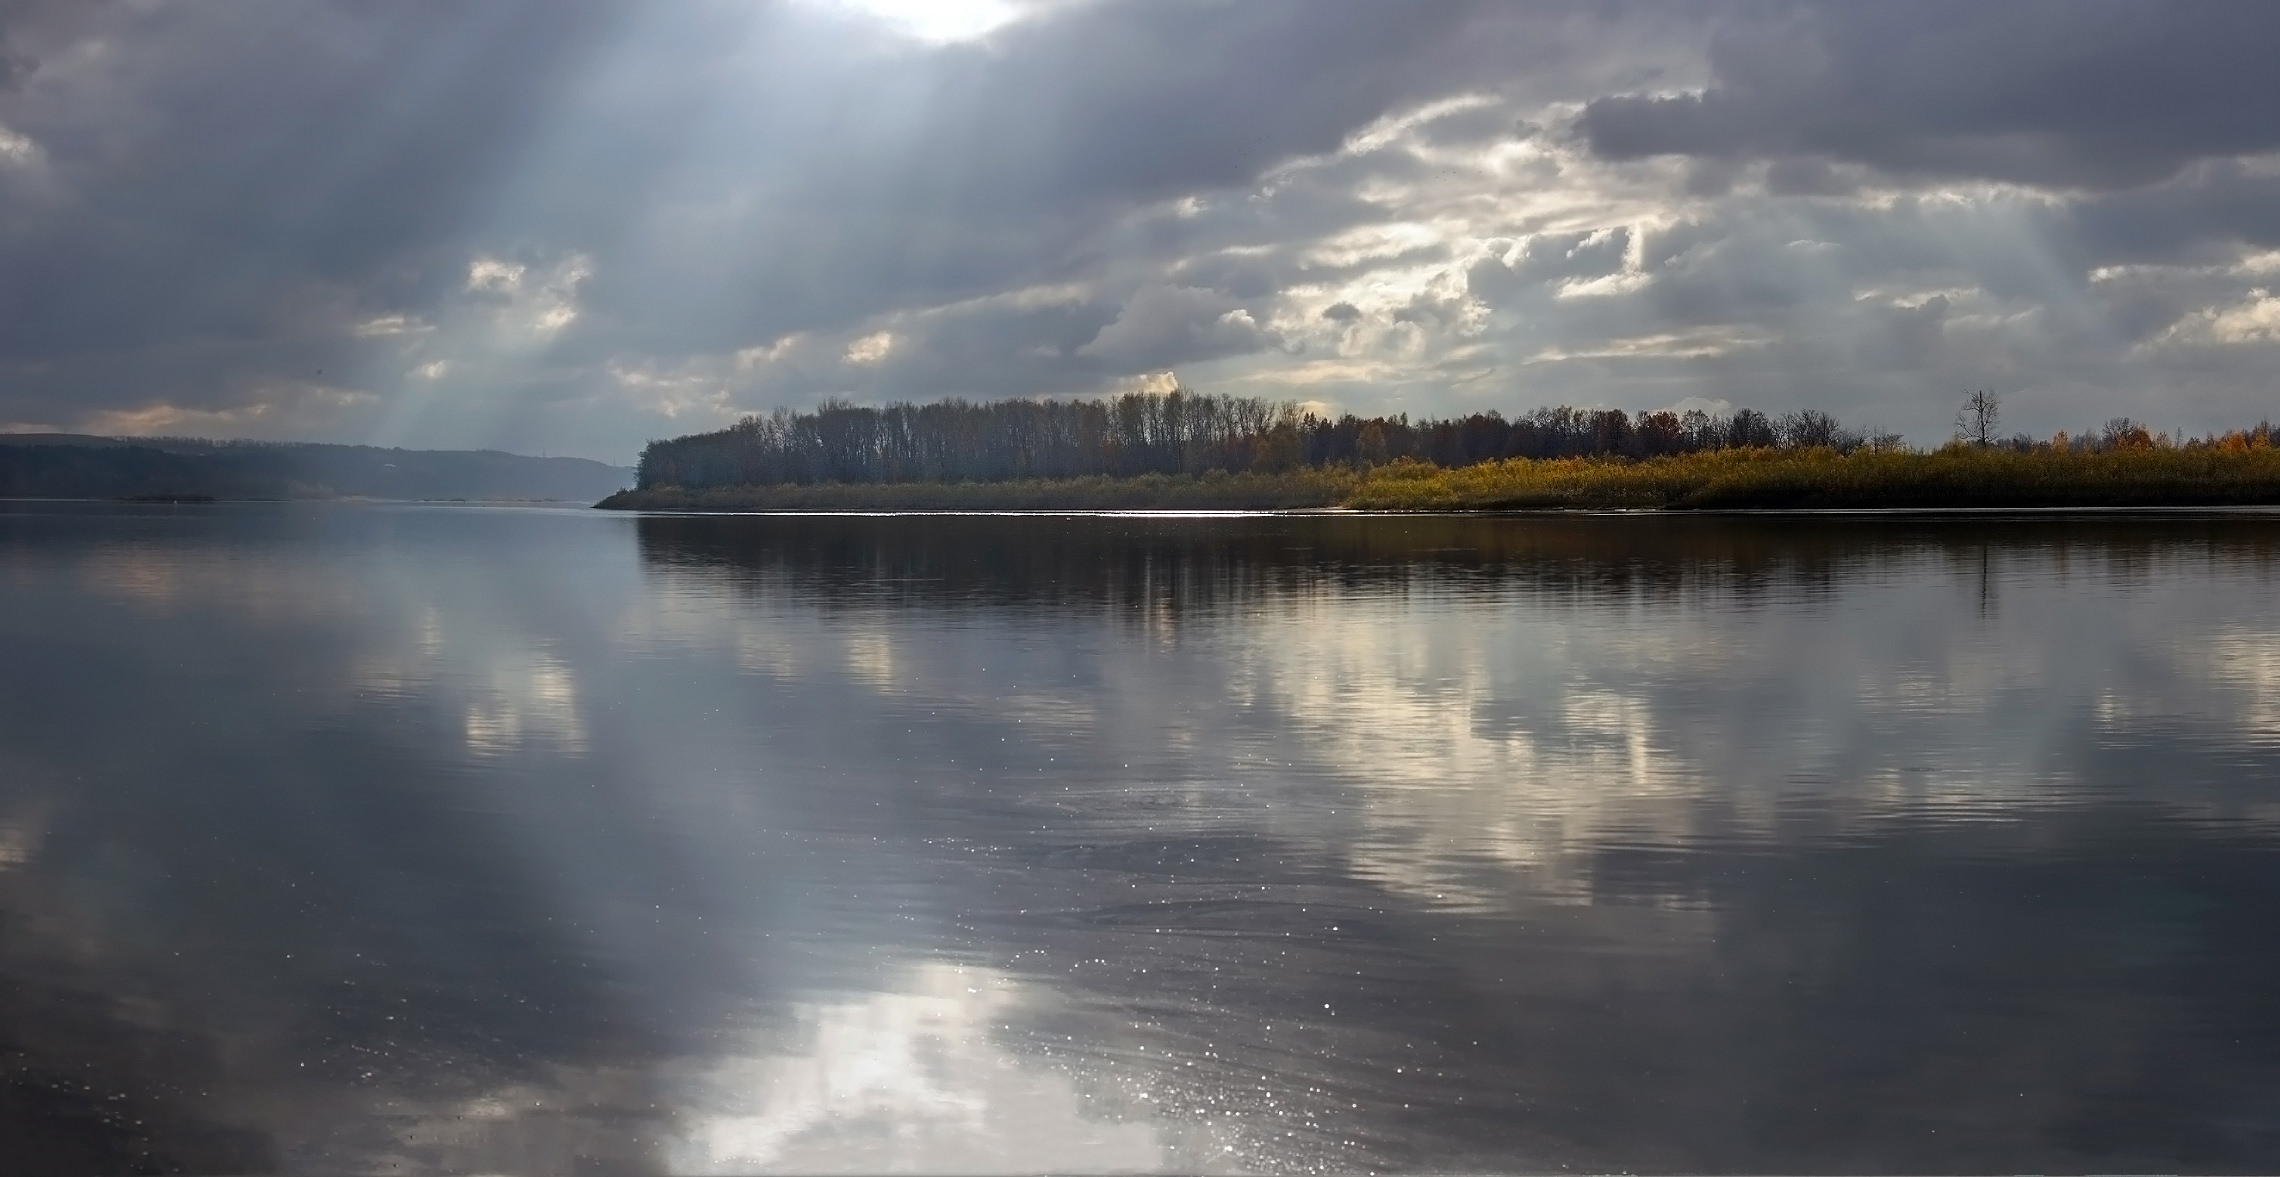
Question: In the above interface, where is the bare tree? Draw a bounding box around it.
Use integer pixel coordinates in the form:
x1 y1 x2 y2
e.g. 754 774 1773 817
1777 409 1862 452
1955 390 2001 447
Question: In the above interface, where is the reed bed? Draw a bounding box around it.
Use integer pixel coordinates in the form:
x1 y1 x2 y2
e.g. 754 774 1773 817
601 446 2280 512
1348 446 2280 510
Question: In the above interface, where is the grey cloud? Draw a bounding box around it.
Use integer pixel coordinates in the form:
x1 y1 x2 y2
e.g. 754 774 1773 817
1468 229 1632 302
1202 144 2279 438
1 0 1654 451
0 0 96 91
827 293 1119 403
578 0 1647 358
1762 156 1859 197
1850 295 1951 372
1579 1 2280 189
1409 104 1536 151
2061 163 2280 265
1075 284 1273 365
4 0 2280 457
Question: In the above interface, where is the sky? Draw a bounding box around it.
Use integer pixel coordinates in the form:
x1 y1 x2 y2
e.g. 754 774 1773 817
1 0 2277 463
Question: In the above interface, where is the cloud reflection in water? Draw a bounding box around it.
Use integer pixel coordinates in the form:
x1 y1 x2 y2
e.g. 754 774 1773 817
4 505 2280 1170
668 963 1184 1174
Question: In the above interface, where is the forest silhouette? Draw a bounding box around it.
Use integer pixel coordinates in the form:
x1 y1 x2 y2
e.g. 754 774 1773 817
611 391 2280 511
631 391 1870 489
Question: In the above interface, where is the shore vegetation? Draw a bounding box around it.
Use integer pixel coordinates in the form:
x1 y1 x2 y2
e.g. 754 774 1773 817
605 392 2280 512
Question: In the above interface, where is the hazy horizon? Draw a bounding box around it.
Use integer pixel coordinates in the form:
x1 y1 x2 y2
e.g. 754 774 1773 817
3 1 2278 465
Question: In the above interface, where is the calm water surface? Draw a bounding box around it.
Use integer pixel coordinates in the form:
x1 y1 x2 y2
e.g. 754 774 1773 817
3 502 2279 1173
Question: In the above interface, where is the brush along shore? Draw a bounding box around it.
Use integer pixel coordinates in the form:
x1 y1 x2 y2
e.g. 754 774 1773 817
597 446 2280 512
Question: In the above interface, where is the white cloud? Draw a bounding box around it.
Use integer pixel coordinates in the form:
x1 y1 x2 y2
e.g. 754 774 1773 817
843 331 894 365
736 335 803 370
1556 270 1652 299
1665 395 1733 416
0 123 42 166
528 256 591 335
354 313 431 338
608 357 739 421
466 257 526 296
2182 289 2280 345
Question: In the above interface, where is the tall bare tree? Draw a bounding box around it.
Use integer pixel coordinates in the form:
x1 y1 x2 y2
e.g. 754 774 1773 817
1956 390 2001 447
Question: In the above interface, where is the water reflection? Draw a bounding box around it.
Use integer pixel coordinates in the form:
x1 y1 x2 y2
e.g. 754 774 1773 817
667 964 1185 1174
2 502 2280 1171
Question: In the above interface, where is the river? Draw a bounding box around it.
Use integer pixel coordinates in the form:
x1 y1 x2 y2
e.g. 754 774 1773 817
2 501 2277 1173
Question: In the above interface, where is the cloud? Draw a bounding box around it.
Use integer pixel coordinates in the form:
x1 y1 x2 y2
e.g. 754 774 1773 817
842 330 894 365
0 121 36 164
1577 1 2280 189
83 382 379 439
3 0 2280 457
1076 284 1275 364
466 258 527 298
2157 289 2280 348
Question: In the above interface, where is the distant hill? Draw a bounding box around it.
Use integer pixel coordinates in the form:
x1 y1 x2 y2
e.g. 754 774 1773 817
0 436 633 502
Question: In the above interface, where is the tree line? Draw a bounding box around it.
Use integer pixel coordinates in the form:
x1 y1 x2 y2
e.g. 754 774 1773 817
634 389 2280 491
634 391 1908 490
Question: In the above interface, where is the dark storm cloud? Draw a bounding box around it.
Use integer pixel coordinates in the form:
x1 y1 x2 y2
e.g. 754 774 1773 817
1579 0 2280 189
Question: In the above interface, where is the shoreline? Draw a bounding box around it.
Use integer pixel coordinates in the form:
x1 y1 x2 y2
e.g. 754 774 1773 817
596 447 2280 514
596 503 2280 517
